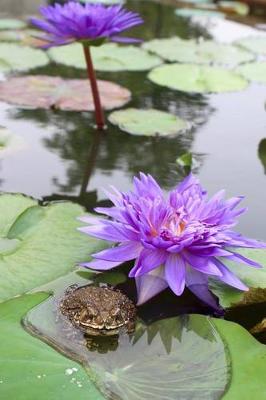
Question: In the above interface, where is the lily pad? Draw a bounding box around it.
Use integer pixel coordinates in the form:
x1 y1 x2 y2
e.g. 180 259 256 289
143 38 254 66
0 43 49 71
0 293 104 400
235 36 266 55
0 29 49 47
175 8 225 18
0 194 104 302
108 108 189 136
0 126 26 157
236 62 266 84
218 1 249 16
0 18 27 30
0 75 131 111
148 63 248 93
49 43 162 72
209 248 266 308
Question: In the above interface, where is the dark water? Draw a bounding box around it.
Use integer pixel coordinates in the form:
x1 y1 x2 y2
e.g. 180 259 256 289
1 0 266 242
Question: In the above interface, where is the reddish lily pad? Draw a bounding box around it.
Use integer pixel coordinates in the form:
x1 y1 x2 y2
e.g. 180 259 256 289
0 75 131 111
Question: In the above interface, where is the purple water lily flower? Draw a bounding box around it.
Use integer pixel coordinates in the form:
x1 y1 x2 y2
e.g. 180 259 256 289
30 1 143 47
79 173 266 308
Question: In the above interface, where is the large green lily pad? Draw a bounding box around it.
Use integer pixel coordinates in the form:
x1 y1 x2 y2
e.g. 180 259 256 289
235 36 266 55
0 43 49 71
108 108 189 136
0 126 25 157
0 293 104 400
175 7 225 18
0 194 104 302
143 38 254 66
0 75 131 111
0 29 49 47
236 62 266 84
49 43 162 72
0 18 27 30
148 63 248 93
209 248 266 308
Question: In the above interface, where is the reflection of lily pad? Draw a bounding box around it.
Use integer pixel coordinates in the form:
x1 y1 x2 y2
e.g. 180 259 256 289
148 63 248 93
175 8 225 18
49 43 162 72
0 194 104 302
0 293 105 400
0 75 131 111
236 62 266 84
109 108 189 136
0 126 25 157
0 18 27 30
143 38 254 66
235 36 266 55
209 248 266 308
0 43 49 71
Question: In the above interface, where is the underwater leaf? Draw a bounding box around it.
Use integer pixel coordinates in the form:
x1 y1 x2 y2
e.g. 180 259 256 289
143 38 254 66
0 194 104 302
175 8 225 18
235 36 266 55
212 318 266 400
0 18 27 30
148 63 248 93
209 248 266 308
49 43 162 72
236 62 266 84
0 75 131 111
0 126 26 157
0 43 49 71
0 293 105 400
108 108 189 136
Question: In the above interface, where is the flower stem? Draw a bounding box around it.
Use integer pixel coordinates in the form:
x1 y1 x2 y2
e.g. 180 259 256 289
83 44 105 130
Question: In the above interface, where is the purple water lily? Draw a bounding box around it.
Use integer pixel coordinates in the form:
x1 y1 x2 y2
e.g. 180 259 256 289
30 2 143 47
30 2 143 130
79 173 265 308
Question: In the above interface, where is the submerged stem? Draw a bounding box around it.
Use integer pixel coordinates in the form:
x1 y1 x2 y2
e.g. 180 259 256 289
83 44 105 130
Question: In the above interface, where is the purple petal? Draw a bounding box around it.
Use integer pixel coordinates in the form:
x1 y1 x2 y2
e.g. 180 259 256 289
111 36 142 43
185 253 223 276
129 248 167 277
80 259 122 270
165 254 186 296
135 266 168 305
213 259 248 291
227 252 262 268
92 241 141 262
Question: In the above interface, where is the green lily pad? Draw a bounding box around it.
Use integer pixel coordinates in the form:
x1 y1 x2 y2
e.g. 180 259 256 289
143 38 254 66
0 43 49 71
0 194 104 302
218 1 249 16
236 62 266 84
212 318 266 400
235 36 266 55
108 108 189 136
0 75 131 111
49 43 162 72
148 63 248 93
0 293 104 400
0 126 26 156
0 18 27 30
0 29 49 47
209 248 266 308
175 8 225 18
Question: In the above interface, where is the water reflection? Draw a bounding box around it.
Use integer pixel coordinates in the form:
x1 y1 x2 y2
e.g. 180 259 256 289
258 139 266 175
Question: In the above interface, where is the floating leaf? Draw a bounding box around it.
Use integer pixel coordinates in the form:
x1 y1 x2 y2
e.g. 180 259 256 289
143 38 254 66
49 43 162 72
0 29 49 47
0 126 26 157
108 108 189 136
218 1 249 16
0 194 104 302
236 62 266 84
209 248 266 308
175 8 225 18
0 18 27 30
148 63 248 93
0 75 131 111
0 43 49 71
235 36 266 55
0 293 105 400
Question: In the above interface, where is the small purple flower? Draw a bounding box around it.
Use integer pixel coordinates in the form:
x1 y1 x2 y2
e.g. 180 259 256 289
30 1 143 47
79 173 266 308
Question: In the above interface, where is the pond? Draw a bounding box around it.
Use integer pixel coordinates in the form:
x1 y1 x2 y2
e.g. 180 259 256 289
0 0 265 399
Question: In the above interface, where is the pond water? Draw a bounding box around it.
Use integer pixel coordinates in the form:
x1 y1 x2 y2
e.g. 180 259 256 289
0 1 266 399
